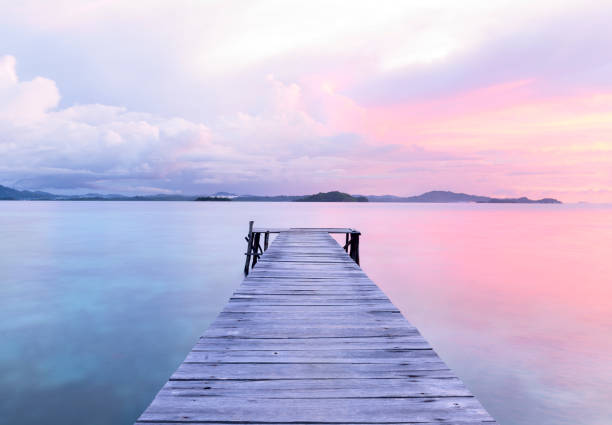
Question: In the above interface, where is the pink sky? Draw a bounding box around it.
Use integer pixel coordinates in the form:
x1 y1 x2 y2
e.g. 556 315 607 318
0 1 611 201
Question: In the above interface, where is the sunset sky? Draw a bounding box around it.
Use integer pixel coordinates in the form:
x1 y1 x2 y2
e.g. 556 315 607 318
1 0 611 201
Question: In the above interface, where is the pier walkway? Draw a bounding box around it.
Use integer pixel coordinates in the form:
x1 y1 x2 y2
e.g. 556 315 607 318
136 228 495 424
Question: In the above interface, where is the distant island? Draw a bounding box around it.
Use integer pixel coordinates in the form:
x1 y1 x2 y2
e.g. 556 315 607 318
195 196 232 201
0 184 193 201
366 190 561 204
295 191 368 202
0 185 561 203
479 196 561 204
233 190 559 204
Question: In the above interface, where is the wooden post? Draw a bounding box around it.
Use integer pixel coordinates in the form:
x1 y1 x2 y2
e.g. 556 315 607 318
243 221 254 275
264 231 270 251
252 232 261 267
349 231 360 265
344 233 349 252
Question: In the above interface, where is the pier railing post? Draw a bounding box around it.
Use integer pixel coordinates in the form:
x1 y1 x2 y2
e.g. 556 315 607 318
264 231 270 251
252 232 261 267
244 220 254 275
348 231 360 265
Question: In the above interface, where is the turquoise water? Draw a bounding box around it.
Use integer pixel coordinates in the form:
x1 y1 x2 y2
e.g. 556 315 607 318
1 202 611 425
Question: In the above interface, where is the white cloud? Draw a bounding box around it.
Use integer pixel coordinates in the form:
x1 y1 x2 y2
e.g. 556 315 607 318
0 55 60 124
0 55 227 192
0 56 379 194
217 75 330 157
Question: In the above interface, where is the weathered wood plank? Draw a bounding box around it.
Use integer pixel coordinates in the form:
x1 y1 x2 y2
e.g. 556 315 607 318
185 347 436 361
221 304 402 312
194 340 430 351
201 327 418 339
154 375 473 398
216 310 404 319
140 422 498 425
171 361 450 381
207 313 413 325
195 335 431 350
138 396 493 423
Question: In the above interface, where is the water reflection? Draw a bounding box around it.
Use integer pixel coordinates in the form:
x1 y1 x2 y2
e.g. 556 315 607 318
354 205 612 425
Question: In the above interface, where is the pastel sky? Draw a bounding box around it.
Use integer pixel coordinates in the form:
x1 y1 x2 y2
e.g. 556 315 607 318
1 0 611 201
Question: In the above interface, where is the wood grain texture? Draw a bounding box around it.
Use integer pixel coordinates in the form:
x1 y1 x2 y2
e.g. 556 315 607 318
135 229 495 424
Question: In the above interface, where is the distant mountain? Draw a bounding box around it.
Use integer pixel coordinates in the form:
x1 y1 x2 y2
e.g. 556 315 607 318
366 191 561 204
296 191 368 202
368 191 490 203
0 184 195 201
233 191 368 202
480 197 561 204
68 193 129 200
0 185 561 204
64 194 195 201
0 185 56 200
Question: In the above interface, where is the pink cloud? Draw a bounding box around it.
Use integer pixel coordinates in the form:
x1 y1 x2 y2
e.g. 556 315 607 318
277 72 610 201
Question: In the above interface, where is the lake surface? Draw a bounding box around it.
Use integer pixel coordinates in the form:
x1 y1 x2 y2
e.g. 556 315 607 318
1 201 611 425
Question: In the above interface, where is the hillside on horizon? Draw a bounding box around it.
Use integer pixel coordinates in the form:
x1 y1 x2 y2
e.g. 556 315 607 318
295 191 368 202
0 185 561 203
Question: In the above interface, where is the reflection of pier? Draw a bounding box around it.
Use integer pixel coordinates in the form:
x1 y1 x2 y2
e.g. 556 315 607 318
135 225 495 424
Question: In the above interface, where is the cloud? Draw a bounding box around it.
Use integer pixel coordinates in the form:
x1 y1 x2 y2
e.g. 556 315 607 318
0 55 60 124
0 55 229 193
1 0 612 201
1 56 455 195
348 4 612 106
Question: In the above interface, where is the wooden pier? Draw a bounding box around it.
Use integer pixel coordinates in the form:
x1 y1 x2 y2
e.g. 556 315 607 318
136 227 495 424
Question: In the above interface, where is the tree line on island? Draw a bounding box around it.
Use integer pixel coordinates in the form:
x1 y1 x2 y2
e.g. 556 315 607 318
0 184 561 203
198 191 369 202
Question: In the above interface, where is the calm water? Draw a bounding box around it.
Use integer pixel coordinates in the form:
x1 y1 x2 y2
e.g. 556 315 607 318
1 202 611 425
